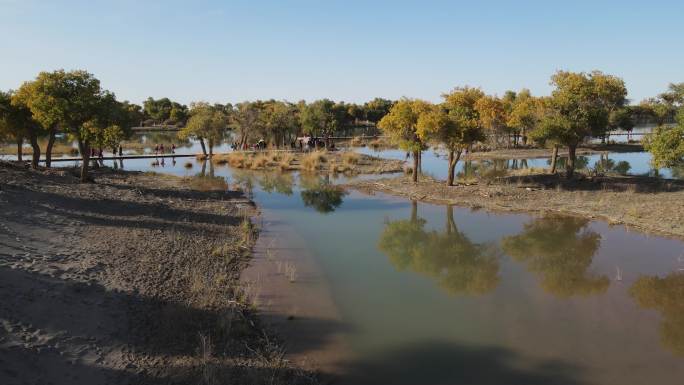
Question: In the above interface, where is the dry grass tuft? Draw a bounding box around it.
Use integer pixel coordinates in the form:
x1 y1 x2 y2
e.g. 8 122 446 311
301 151 327 171
250 154 270 170
350 136 365 147
342 151 360 165
278 153 294 170
369 138 390 149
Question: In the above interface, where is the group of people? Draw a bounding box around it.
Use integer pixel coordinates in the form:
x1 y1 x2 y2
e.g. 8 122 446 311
295 136 330 151
154 143 176 155
228 137 334 152
89 146 124 159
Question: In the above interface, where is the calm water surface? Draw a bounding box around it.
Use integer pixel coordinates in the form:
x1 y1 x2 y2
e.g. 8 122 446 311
61 154 684 385
7 137 684 384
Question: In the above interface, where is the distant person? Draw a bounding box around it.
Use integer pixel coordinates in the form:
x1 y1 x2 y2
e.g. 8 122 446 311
90 148 96 158
160 143 165 154
171 144 176 154
118 146 123 157
154 144 159 155
98 148 103 159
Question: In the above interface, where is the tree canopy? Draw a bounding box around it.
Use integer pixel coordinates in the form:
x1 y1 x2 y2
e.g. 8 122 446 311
378 98 431 182
179 102 231 156
422 87 486 185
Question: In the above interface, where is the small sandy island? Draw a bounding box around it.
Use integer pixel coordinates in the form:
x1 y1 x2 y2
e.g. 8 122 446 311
347 172 684 240
0 161 317 385
208 150 405 175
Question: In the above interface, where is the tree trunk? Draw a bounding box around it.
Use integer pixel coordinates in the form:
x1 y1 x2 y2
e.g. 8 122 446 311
45 127 57 168
412 150 419 183
410 200 418 223
77 139 91 183
446 204 456 235
16 137 23 162
566 144 576 179
550 145 559 174
418 151 422 173
208 138 214 158
446 150 462 186
29 131 40 169
198 137 207 156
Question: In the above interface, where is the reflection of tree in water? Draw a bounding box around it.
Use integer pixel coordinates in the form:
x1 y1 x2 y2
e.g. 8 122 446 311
630 272 684 356
501 216 609 297
593 154 632 175
185 162 228 191
231 172 254 198
457 160 508 181
550 156 589 170
378 203 500 295
300 177 347 214
229 169 295 197
257 172 294 195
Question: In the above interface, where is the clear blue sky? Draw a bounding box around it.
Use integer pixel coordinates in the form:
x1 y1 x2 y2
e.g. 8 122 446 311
1 0 682 105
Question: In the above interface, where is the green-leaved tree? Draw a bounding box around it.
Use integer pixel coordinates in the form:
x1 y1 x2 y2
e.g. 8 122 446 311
378 98 431 182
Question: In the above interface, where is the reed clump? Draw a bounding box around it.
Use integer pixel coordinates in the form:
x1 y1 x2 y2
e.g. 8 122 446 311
250 154 270 169
301 151 327 171
342 151 360 165
278 152 294 170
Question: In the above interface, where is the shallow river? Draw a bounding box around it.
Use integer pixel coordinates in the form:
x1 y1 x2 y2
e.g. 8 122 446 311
46 153 684 385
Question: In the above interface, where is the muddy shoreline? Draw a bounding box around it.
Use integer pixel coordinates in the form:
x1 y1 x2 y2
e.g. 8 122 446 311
346 173 684 241
0 161 317 385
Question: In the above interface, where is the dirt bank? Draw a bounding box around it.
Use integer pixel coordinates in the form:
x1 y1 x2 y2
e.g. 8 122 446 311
347 173 684 240
0 161 317 385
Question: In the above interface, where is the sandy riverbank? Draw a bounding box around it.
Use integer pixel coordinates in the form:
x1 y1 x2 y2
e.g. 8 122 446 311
347 173 684 240
0 161 317 385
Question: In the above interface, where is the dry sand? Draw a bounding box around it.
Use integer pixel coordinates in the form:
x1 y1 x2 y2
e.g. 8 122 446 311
0 161 317 385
